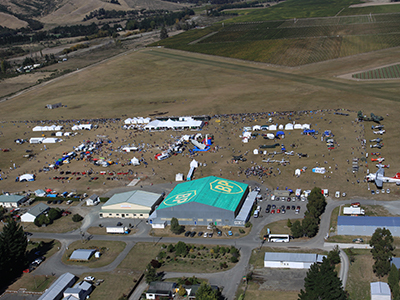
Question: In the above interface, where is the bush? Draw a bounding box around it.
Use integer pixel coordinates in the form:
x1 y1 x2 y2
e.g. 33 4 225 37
170 217 184 234
239 228 245 234
48 208 61 221
72 214 83 222
245 222 252 228
34 214 51 227
231 256 238 263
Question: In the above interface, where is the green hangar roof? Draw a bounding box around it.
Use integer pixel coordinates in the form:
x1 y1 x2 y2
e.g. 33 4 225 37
157 176 248 212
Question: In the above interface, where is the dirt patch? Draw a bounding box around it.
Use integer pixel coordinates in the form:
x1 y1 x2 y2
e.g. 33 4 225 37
252 268 308 291
0 12 28 29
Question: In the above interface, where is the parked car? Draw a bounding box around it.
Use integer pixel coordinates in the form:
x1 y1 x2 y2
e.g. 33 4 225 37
271 209 275 214
228 231 233 236
117 222 123 226
387 189 391 194
272 205 276 209
281 209 286 214
352 238 364 243
198 231 204 237
208 233 213 238
185 231 191 237
190 231 196 237
66 200 73 205
267 204 271 209
265 208 270 213
203 232 208 238
291 205 296 210
217 230 222 236
277 209 281 213
286 206 290 210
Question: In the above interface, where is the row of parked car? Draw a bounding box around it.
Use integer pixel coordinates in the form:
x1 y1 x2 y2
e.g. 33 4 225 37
270 196 304 202
265 204 301 214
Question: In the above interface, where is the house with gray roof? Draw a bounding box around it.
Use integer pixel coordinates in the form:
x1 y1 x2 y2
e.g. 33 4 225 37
38 272 76 300
0 194 27 208
21 203 49 222
100 190 163 219
63 281 93 300
264 252 326 269
146 281 176 300
371 282 391 300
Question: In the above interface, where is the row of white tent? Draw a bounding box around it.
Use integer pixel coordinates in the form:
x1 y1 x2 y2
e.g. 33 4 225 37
32 125 63 132
252 124 311 131
124 117 151 125
55 132 74 137
29 137 62 144
71 124 92 130
144 118 203 130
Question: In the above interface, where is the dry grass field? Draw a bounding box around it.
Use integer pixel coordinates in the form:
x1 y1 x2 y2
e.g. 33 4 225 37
1 46 400 199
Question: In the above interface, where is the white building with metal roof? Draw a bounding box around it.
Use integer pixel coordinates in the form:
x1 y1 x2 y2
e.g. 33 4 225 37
371 282 391 300
100 190 163 219
21 203 49 222
0 194 27 208
38 272 76 300
70 249 96 261
264 252 326 269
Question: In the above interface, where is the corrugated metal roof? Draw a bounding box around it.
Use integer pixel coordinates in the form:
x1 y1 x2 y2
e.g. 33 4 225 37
0 194 25 203
371 282 391 295
157 176 248 212
264 252 324 263
26 203 49 217
38 272 76 300
391 257 400 269
70 249 95 261
338 216 400 227
103 190 162 208
235 191 257 222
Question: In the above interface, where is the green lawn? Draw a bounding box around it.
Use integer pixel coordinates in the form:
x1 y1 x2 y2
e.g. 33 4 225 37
62 240 126 268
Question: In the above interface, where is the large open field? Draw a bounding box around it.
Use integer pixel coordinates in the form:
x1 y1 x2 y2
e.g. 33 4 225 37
1 45 400 197
156 12 400 66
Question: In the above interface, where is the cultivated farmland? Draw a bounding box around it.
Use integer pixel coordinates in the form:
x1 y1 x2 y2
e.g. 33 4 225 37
156 12 400 66
352 64 400 80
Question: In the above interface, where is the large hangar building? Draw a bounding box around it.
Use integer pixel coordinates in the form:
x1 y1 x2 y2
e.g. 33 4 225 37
337 216 400 237
148 176 256 227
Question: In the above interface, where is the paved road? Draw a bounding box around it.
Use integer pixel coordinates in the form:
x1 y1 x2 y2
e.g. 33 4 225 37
29 195 400 299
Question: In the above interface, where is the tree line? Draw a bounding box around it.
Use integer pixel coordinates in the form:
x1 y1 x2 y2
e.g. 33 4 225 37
290 187 327 239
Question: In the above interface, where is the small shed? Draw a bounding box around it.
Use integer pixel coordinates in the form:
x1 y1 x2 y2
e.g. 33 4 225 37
70 249 96 261
268 125 277 131
86 194 100 206
371 282 391 300
146 282 176 300
35 189 46 197
175 173 184 181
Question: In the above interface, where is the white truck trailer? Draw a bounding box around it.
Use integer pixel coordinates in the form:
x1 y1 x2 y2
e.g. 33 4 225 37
106 227 130 234
343 207 365 215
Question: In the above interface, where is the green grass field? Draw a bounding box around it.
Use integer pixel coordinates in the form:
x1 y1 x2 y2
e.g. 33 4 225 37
353 64 400 79
156 12 400 66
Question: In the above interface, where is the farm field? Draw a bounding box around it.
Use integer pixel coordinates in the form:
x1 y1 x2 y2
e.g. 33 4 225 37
352 64 400 80
156 12 400 66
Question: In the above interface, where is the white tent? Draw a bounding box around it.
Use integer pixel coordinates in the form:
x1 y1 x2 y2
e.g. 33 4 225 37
302 124 311 129
19 174 35 182
253 125 261 131
295 169 301 176
266 133 275 139
294 124 303 130
43 138 61 143
72 124 92 130
243 138 249 143
64 132 72 136
124 118 133 124
269 125 277 131
29 137 45 144
278 125 284 130
175 173 184 181
243 132 251 138
130 157 140 166
190 159 199 169
253 149 259 155
285 123 294 130
56 132 63 137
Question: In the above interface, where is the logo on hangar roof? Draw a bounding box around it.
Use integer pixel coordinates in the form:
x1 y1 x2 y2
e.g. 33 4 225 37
163 190 197 206
209 179 244 194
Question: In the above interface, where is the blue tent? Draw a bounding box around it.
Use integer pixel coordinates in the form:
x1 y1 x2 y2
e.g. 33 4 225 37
276 131 285 137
